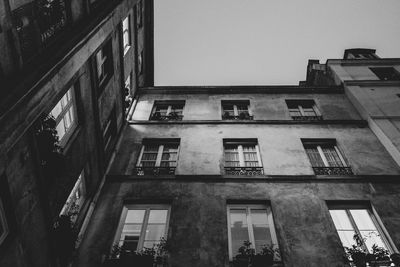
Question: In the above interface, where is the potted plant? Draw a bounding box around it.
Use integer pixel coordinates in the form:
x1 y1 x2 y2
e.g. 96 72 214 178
238 112 250 120
223 111 232 120
391 253 400 267
251 244 279 267
154 237 169 267
345 234 367 267
367 244 390 267
233 240 254 267
136 247 156 267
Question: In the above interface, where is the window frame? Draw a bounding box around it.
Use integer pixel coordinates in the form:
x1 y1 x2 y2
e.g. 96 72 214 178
328 205 396 255
136 141 180 168
370 67 400 81
221 100 253 120
113 204 171 252
122 15 131 55
285 99 321 119
50 86 78 147
223 140 262 168
302 139 348 168
95 39 114 91
150 101 185 120
226 204 279 261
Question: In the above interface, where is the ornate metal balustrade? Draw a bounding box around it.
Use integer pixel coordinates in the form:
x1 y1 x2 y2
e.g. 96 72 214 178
150 114 183 121
313 167 353 176
134 167 176 176
222 113 253 121
291 115 323 121
225 167 264 176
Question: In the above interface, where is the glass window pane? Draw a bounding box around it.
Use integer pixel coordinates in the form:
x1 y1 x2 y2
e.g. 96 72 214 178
144 224 166 242
329 210 354 230
230 209 249 255
323 147 344 167
121 235 139 252
125 210 146 224
361 230 387 251
141 153 158 161
144 145 159 152
51 102 62 118
337 230 357 248
350 210 376 231
56 119 66 139
148 210 168 223
250 209 272 253
305 147 325 167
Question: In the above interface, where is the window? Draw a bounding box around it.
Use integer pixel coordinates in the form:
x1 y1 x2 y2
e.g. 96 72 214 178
286 99 322 120
136 1 143 28
103 106 117 159
50 87 77 146
124 74 132 114
95 39 113 91
302 139 353 175
114 205 170 253
60 170 86 225
370 67 400 81
224 139 263 175
222 100 253 120
122 15 131 55
0 198 9 246
329 206 393 255
227 204 280 261
135 139 180 175
150 101 185 121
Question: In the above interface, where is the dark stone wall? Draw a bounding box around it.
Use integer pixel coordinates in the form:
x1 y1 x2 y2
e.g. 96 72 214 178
76 180 400 267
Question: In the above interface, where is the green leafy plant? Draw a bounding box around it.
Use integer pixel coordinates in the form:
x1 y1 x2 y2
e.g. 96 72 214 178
238 240 255 257
345 234 367 267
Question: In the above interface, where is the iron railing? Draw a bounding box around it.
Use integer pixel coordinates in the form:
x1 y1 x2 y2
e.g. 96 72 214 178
149 114 183 121
222 112 253 121
225 167 264 176
313 167 353 176
134 167 176 176
291 115 323 121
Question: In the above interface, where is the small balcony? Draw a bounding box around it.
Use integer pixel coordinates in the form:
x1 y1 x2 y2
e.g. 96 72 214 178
222 112 253 121
150 113 183 121
134 167 176 176
291 115 323 121
313 167 353 176
225 167 264 176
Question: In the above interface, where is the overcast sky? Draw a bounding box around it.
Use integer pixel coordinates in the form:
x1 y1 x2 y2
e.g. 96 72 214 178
154 0 400 86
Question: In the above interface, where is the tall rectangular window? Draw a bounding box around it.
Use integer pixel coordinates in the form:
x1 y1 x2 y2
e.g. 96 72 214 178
114 205 170 253
302 139 353 175
122 15 131 55
50 87 77 146
286 99 322 120
329 206 392 255
95 39 113 91
60 170 86 225
150 101 185 121
224 139 263 176
222 100 252 120
370 67 400 81
136 139 180 175
227 204 280 261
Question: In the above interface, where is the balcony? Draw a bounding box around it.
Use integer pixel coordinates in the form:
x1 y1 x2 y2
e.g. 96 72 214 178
150 113 183 121
222 112 253 121
313 167 353 176
291 115 323 121
225 167 264 176
134 167 176 176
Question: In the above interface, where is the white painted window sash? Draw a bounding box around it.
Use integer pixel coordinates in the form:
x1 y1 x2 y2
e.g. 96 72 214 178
255 145 262 167
166 105 172 116
298 105 305 116
237 145 245 167
233 104 239 116
155 145 164 166
334 146 347 167
316 145 329 167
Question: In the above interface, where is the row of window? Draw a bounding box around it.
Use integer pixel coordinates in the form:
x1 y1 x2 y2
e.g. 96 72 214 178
135 138 352 176
113 203 394 262
148 100 322 121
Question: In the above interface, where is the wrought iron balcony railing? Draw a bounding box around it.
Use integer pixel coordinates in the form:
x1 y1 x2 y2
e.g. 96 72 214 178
222 112 253 120
150 113 183 121
313 167 353 176
291 115 323 121
225 167 264 176
134 167 176 176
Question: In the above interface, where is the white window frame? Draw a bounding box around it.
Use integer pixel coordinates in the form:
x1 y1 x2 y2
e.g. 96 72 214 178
329 207 396 254
222 101 252 117
0 198 9 245
152 101 185 117
122 15 131 55
113 204 171 252
224 143 262 167
50 87 78 147
306 144 347 167
287 100 321 117
227 204 279 261
136 143 180 167
59 170 86 224
96 48 108 84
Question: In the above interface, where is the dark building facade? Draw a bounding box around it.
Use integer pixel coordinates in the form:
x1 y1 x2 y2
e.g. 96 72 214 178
0 0 153 266
1 1 400 267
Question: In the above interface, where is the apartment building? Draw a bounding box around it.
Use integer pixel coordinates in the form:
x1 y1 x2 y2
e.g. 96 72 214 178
0 0 153 266
76 83 400 266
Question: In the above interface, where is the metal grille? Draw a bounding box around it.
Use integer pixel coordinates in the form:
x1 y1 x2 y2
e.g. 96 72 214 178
224 167 264 176
313 167 353 176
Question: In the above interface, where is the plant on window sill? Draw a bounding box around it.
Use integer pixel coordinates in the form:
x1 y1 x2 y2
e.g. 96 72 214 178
233 240 255 267
35 114 65 178
252 244 280 267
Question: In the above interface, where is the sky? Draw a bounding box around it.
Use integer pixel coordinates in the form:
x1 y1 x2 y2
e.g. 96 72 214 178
154 0 400 86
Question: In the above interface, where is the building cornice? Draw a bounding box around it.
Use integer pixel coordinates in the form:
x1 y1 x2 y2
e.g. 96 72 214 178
128 120 368 126
343 80 400 87
327 58 400 66
138 86 344 95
